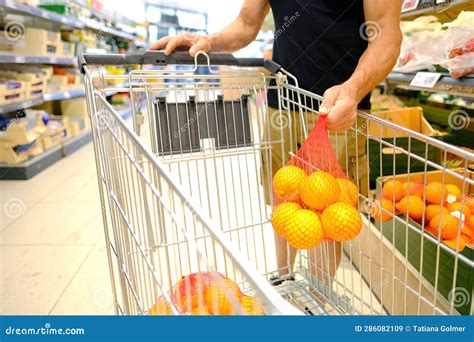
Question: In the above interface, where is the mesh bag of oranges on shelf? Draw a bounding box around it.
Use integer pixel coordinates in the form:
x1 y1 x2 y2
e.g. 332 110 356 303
148 272 265 316
271 115 362 249
370 177 474 252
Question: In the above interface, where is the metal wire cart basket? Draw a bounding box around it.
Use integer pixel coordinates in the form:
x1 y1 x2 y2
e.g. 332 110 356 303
81 50 474 316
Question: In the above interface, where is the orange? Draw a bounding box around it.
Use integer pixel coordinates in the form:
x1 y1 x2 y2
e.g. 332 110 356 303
425 182 448 204
464 196 474 212
443 236 467 252
445 184 462 203
370 198 394 222
149 297 173 315
173 272 221 312
429 213 462 240
299 171 341 211
382 179 404 202
447 202 471 218
424 225 438 237
337 178 358 207
395 195 424 220
205 278 242 315
271 202 301 238
241 296 265 315
321 202 362 241
465 215 474 230
273 166 306 201
425 205 450 223
190 306 212 315
461 226 474 243
284 209 323 249
402 181 424 198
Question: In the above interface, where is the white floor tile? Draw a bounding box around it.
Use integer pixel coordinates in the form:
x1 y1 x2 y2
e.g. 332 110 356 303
50 241 114 315
0 245 93 315
0 201 102 245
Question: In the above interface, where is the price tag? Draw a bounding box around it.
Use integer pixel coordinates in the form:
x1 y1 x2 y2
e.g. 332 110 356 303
50 57 57 64
15 56 25 63
402 0 419 12
410 72 441 88
64 92 71 98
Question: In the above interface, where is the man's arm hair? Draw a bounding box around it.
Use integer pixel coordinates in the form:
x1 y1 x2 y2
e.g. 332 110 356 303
210 0 270 52
343 0 403 103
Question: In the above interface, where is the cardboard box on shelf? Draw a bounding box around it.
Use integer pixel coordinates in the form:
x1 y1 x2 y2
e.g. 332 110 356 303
60 97 88 117
0 91 26 105
41 116 71 150
0 140 43 165
0 118 45 146
368 107 445 187
373 169 473 315
0 78 27 105
58 41 75 58
13 28 61 56
67 115 90 137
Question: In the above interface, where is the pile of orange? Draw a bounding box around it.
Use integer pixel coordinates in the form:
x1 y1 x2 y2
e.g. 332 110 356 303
148 272 265 316
271 166 362 249
370 178 474 252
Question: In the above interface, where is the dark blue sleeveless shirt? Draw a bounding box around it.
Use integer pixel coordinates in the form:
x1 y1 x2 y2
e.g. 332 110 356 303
268 0 371 109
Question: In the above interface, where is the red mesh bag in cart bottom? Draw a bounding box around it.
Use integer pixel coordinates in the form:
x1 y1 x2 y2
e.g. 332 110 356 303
271 115 362 248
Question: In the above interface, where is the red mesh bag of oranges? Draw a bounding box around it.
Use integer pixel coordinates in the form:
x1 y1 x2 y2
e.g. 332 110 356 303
271 115 362 249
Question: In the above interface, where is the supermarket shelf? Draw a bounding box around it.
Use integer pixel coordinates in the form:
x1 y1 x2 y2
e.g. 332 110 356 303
0 97 43 114
385 72 474 98
43 88 86 102
0 144 63 180
0 0 83 29
401 0 474 20
0 54 77 65
1 88 124 114
0 106 135 180
0 0 137 41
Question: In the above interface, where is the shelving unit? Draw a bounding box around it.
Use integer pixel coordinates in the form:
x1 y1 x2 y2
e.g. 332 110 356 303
385 72 474 98
401 0 474 20
0 97 43 114
0 0 138 41
0 106 134 180
0 1 146 180
0 54 77 65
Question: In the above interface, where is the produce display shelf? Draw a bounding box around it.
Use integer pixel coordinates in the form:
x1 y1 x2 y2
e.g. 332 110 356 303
385 72 474 98
401 0 474 20
0 0 137 41
0 106 135 180
0 54 77 65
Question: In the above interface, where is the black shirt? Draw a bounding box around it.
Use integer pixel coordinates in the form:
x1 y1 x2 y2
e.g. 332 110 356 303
268 0 371 109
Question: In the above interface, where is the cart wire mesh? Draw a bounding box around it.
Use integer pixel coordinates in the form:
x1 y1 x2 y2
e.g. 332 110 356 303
82 52 474 316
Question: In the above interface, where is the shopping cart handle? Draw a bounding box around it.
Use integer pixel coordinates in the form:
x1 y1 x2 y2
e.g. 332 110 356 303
80 50 282 73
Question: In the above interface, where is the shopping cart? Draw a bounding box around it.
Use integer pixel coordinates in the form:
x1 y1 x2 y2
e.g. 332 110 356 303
81 50 474 316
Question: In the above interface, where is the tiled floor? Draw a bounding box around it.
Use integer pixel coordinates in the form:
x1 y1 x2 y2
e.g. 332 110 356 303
0 143 115 315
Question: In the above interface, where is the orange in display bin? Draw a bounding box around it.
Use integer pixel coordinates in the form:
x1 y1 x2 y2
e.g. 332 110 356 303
368 107 445 187
374 169 473 315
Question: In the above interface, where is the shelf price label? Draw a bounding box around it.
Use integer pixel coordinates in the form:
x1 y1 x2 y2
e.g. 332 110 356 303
410 72 442 88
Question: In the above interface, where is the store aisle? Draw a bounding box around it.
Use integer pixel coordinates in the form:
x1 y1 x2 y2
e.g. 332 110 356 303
0 143 115 315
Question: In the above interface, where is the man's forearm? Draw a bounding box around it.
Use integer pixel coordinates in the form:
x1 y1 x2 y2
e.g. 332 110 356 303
209 0 269 52
209 17 259 52
344 33 402 104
